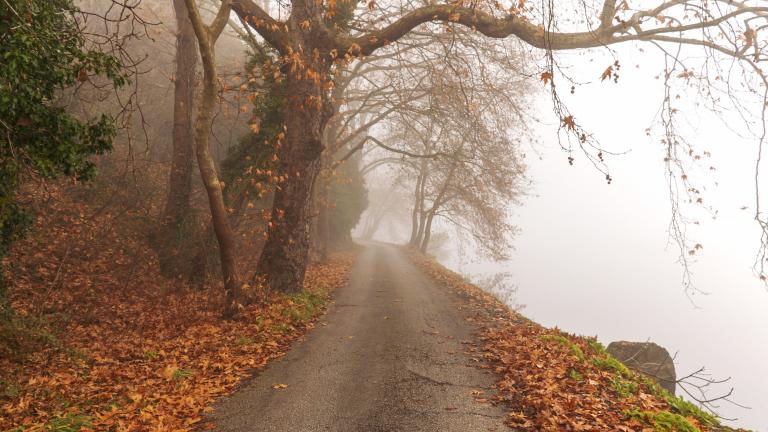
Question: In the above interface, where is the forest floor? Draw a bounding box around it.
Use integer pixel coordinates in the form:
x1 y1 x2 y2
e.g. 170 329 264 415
0 182 356 431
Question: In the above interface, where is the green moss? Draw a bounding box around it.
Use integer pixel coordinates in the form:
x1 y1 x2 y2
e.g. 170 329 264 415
624 409 699 432
664 394 718 427
592 355 631 378
612 376 638 398
637 376 719 427
539 334 569 345
567 369 584 382
540 334 585 361
586 337 607 355
283 291 326 323
570 344 585 361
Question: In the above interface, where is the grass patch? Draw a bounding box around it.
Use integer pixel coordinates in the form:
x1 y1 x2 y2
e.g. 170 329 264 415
272 322 292 335
8 412 93 432
1 378 22 400
539 334 585 361
586 337 606 355
539 334 569 345
233 335 256 347
624 409 699 432
171 368 192 380
283 291 325 324
567 369 584 382
591 355 631 378
0 311 60 362
612 376 638 398
143 350 160 360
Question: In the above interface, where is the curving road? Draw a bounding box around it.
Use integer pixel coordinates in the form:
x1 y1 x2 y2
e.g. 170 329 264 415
211 244 509 432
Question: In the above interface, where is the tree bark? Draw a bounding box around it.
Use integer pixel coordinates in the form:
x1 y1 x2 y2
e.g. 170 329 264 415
153 0 199 280
184 0 241 317
420 210 435 253
255 74 329 292
409 160 427 246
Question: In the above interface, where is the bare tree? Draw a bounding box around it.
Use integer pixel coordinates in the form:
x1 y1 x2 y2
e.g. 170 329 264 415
185 0 768 294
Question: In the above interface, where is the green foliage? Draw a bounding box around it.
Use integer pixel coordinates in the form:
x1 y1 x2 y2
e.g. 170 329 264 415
567 369 584 382
624 409 699 432
328 159 368 243
539 334 569 345
612 376 638 398
663 391 718 427
570 344 585 361
592 355 631 378
0 0 125 311
637 376 719 427
143 350 160 360
221 45 284 200
586 337 607 355
539 334 585 361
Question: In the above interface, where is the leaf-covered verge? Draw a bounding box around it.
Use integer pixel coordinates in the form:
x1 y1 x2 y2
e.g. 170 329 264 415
407 251 752 432
0 182 356 431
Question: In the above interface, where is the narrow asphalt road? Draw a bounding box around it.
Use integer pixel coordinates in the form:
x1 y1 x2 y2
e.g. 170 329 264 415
211 244 509 432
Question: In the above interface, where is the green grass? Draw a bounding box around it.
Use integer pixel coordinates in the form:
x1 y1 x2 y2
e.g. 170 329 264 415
624 409 699 432
233 335 256 346
171 368 192 380
0 378 22 400
8 412 92 432
612 376 638 398
539 334 569 345
591 355 631 378
586 337 607 355
567 369 584 382
143 350 160 360
283 291 325 323
539 334 585 361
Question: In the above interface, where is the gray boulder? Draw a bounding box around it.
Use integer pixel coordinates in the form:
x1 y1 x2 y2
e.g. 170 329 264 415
607 341 677 395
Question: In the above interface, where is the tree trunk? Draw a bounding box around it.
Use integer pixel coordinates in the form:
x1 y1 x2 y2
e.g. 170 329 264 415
255 73 330 293
420 211 435 253
152 0 198 280
409 162 426 246
184 0 241 317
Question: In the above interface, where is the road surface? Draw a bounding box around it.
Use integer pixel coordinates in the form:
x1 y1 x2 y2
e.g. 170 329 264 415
211 244 509 432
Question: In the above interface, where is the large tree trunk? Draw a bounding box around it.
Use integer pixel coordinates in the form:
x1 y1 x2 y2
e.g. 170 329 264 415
256 74 328 292
152 0 198 280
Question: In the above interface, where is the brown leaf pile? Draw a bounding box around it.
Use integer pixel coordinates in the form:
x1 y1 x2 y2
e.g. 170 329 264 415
1 183 356 431
408 251 732 432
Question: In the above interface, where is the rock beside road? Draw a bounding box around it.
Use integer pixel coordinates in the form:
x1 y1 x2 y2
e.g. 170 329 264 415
607 341 677 395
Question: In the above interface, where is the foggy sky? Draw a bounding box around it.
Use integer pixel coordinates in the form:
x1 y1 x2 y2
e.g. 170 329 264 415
445 46 768 430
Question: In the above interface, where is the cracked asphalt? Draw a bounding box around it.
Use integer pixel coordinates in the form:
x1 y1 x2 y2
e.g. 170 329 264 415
211 244 509 431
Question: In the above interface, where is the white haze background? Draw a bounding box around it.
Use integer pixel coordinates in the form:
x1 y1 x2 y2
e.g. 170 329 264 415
360 42 768 429
452 46 768 430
